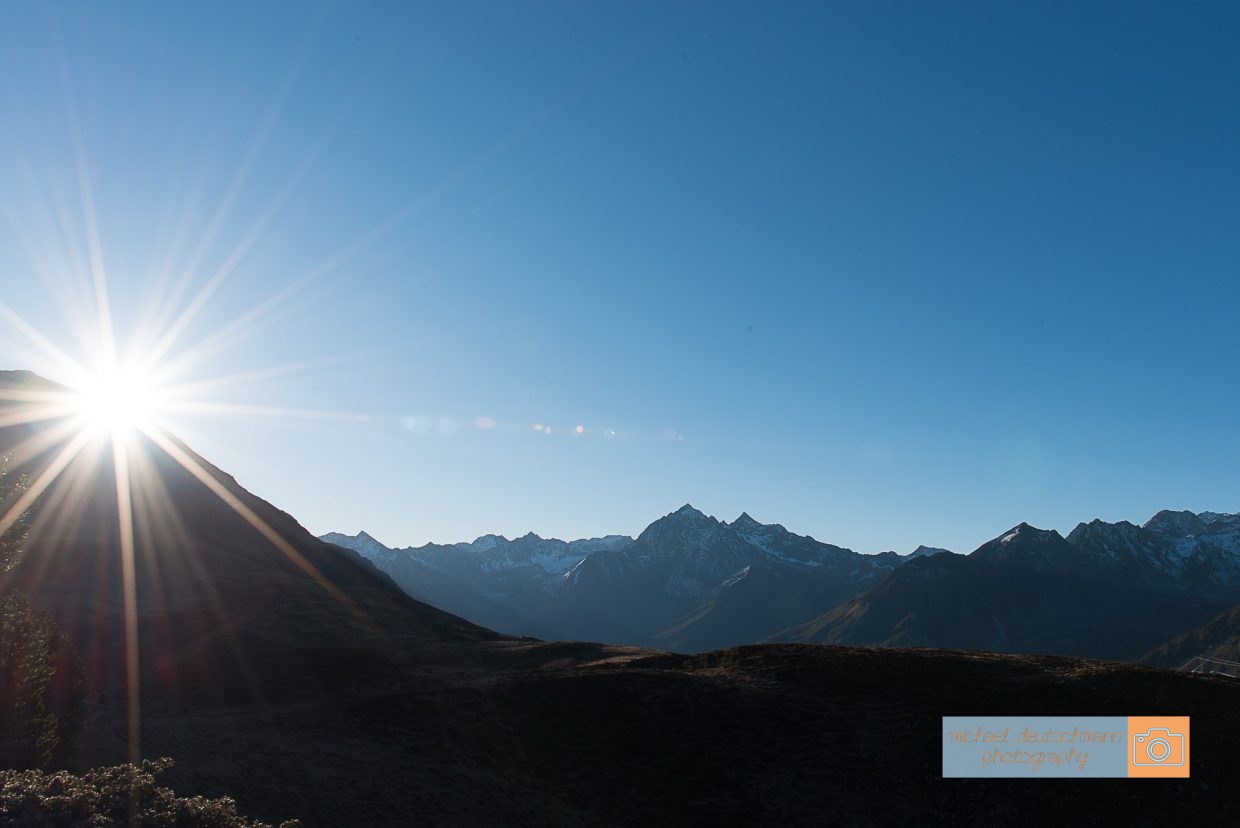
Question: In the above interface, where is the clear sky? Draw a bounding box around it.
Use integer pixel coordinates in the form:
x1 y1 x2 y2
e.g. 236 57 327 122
1 2 1237 555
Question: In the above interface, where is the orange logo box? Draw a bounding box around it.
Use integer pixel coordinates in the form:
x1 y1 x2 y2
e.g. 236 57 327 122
1127 716 1190 778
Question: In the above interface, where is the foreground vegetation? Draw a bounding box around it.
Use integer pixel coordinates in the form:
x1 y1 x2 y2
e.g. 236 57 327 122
0 758 298 827
2 468 294 825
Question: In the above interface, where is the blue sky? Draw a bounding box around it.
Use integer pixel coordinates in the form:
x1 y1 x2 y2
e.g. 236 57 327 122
1 2 1237 554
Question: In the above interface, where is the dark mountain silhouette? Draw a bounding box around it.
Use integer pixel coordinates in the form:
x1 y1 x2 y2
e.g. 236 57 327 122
318 529 576 640
326 504 906 650
5 370 1240 826
330 504 1240 660
776 519 1234 659
1142 603 1240 668
654 562 854 653
0 373 500 708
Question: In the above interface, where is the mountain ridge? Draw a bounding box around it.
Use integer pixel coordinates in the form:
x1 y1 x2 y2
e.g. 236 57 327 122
775 511 1238 659
326 507 1237 658
324 505 914 650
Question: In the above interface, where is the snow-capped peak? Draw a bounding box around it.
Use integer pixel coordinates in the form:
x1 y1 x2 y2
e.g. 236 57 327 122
1143 510 1206 538
319 530 391 562
908 545 950 559
470 533 506 551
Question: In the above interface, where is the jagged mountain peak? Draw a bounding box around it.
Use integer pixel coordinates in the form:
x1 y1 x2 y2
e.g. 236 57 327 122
468 533 509 551
640 505 728 540
1144 509 1208 537
1143 509 1238 539
729 512 795 538
321 530 392 562
323 529 385 545
635 505 729 545
908 545 951 559
971 522 1075 569
1000 522 1060 541
1065 518 1144 545
732 511 761 528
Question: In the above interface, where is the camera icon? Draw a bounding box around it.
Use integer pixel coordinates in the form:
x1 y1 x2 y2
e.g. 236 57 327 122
1132 727 1185 766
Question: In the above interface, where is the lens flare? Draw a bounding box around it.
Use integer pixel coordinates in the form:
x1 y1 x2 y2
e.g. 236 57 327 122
72 364 161 437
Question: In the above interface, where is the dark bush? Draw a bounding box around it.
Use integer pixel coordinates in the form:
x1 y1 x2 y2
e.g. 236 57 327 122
0 757 300 826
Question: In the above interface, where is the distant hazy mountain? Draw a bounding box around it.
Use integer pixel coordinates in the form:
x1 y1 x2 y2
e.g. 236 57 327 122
323 504 910 650
775 511 1240 660
319 529 635 639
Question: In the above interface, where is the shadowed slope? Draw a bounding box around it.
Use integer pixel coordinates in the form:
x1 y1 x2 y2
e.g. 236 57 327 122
1142 604 1240 668
0 371 503 713
775 524 1225 660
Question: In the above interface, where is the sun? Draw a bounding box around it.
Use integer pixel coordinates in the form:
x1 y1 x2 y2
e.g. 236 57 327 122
71 364 161 437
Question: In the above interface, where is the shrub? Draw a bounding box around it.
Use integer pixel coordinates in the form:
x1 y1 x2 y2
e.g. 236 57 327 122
0 757 300 827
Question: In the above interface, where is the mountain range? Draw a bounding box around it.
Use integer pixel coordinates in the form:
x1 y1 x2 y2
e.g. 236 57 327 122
326 506 1240 660
4 369 1239 825
323 504 930 651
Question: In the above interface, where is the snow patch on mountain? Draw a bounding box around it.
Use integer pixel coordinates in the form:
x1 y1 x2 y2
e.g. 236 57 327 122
907 545 951 559
719 565 751 589
320 531 391 563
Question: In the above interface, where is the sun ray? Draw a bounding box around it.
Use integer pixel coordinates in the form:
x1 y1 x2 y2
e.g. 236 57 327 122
0 196 92 356
0 98 100 362
134 142 220 350
0 301 91 385
123 441 265 701
3 434 108 614
0 416 85 468
57 40 117 369
156 350 392 403
140 15 323 360
140 129 506 390
159 400 372 424
111 435 141 763
141 425 361 615
0 401 78 431
140 136 330 374
0 426 95 539
144 272 319 387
